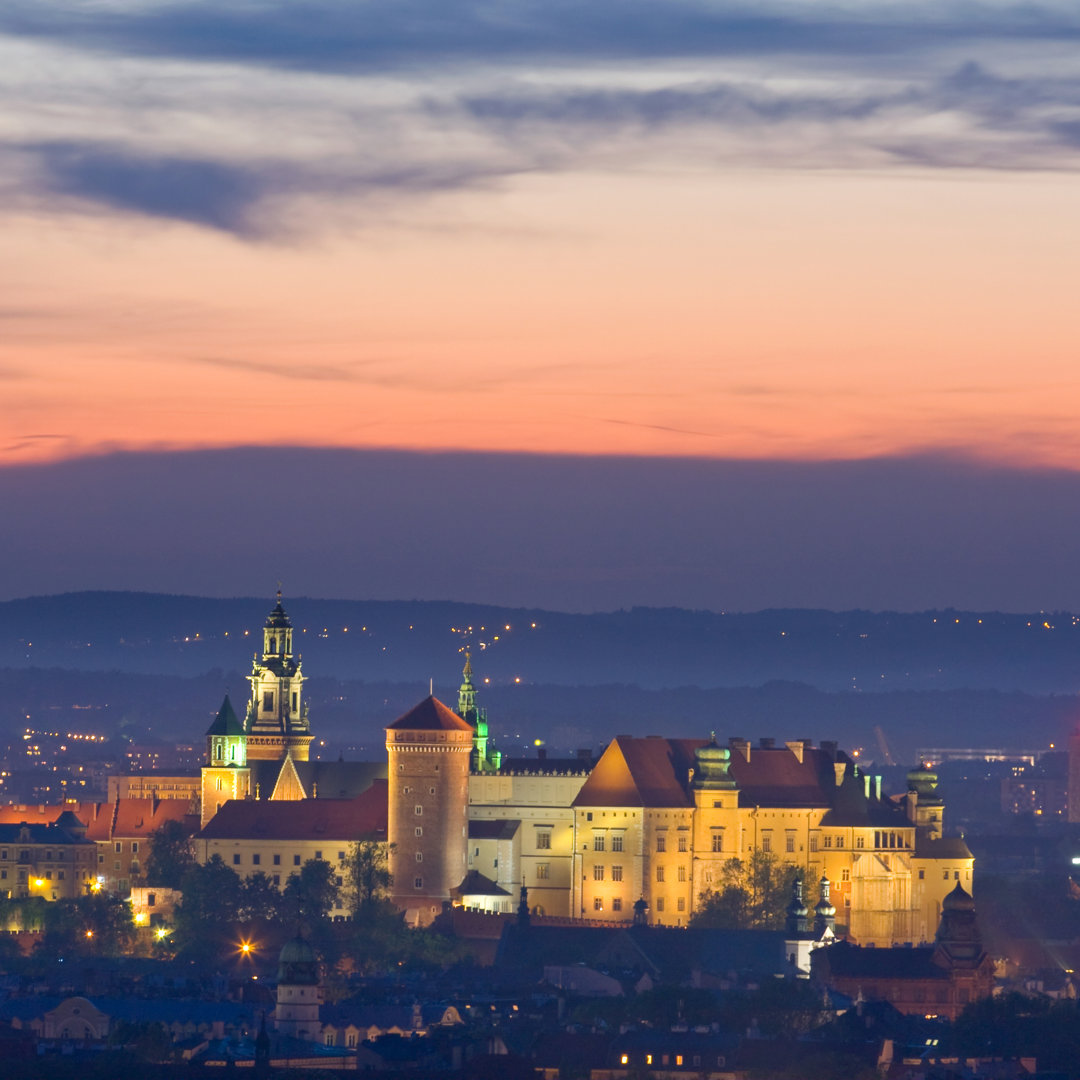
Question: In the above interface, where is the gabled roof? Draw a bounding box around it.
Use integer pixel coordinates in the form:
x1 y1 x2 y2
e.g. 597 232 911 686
451 870 510 898
573 737 693 808
915 835 973 860
468 819 520 841
387 696 473 733
206 695 244 738
198 781 387 841
112 798 198 839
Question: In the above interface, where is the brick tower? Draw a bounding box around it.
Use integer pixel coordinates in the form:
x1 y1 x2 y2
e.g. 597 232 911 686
385 696 472 926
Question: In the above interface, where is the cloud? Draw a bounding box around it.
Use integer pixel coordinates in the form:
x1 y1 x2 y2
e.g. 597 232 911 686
8 139 523 237
2 1 1079 74
192 356 360 382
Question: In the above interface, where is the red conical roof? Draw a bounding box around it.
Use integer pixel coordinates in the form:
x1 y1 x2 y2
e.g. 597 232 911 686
387 695 473 732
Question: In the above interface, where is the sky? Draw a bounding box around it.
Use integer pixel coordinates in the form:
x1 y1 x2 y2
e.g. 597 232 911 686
3 2 1080 610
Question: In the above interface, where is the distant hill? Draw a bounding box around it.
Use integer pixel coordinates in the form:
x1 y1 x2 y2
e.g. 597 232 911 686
0 593 1077 770
1 592 1079 693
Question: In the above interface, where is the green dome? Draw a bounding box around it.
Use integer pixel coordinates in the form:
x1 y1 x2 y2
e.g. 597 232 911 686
277 935 318 986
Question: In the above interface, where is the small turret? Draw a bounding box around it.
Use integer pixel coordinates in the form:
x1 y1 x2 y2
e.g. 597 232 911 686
692 732 738 791
814 875 836 937
785 875 810 936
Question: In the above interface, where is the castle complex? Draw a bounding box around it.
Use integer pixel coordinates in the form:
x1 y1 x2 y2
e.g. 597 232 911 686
185 596 976 943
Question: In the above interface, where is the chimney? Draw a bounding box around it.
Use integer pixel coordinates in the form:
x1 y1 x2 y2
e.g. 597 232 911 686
874 775 882 800
833 762 847 787
786 740 804 764
820 740 838 759
759 737 775 749
729 738 750 762
864 775 871 799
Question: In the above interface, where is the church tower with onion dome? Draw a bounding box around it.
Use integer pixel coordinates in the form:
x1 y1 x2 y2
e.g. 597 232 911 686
386 696 473 925
245 592 313 763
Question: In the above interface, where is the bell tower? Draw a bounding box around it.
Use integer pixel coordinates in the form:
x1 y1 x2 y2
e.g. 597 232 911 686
458 651 500 772
201 694 251 827
245 592 313 763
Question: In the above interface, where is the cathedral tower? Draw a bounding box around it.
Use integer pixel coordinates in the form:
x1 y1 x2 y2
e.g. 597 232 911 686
201 695 251 828
385 696 473 925
458 651 500 772
245 592 313 763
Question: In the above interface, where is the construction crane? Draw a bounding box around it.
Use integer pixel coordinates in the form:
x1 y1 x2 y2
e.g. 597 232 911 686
874 725 896 767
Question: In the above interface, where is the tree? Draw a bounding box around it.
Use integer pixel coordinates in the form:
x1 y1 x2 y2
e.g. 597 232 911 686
691 853 799 930
282 858 339 926
173 856 244 963
239 872 283 923
144 819 196 889
344 841 394 917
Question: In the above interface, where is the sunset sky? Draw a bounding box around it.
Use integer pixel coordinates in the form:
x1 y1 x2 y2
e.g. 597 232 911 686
3 2 1080 609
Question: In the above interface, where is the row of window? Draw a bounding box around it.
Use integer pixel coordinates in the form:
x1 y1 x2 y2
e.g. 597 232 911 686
230 850 347 867
590 834 625 852
0 849 72 861
592 865 625 881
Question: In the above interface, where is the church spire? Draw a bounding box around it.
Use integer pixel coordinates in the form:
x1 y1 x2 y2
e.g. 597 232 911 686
458 650 477 720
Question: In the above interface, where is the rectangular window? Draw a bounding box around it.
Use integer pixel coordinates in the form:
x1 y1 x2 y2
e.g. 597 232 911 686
612 897 622 911
338 851 346 862
536 863 550 880
593 897 603 911
678 836 687 853
594 835 605 851
536 832 551 850
856 836 865 849
823 835 832 849
233 854 241 866
273 854 281 866
416 853 423 863
656 835 666 853
416 827 423 837
252 854 260 865
263 691 274 711
292 692 298 711
294 855 301 866
131 842 139 854
415 805 423 816
273 874 280 886
677 866 686 882
656 865 664 882
918 869 925 880
57 870 64 880
841 868 850 882
677 897 685 912
611 865 623 882
809 836 818 852
761 835 771 853
115 842 122 853
593 865 604 881
414 877 423 889
656 897 665 912
611 834 624 852
954 870 960 880
711 833 723 853
836 836 845 849
315 851 322 860
786 835 795 853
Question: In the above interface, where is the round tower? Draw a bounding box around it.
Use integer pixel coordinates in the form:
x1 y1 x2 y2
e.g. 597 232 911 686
385 696 473 926
274 934 321 1041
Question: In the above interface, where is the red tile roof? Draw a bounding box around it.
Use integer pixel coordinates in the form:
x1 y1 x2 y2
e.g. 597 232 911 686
573 736 860 811
198 780 388 841
112 798 198 838
386 696 473 732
